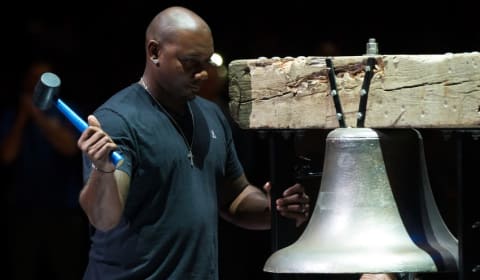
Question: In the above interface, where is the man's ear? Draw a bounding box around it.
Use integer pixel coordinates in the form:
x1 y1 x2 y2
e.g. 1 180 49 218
148 40 160 65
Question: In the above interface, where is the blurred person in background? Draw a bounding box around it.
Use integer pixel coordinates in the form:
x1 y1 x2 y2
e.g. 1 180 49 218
2 60 87 279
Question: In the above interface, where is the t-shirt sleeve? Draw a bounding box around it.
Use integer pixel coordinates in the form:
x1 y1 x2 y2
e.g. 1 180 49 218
218 107 244 181
81 108 135 180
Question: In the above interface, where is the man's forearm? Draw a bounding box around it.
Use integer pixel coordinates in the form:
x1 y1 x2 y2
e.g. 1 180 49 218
224 185 271 230
79 170 124 231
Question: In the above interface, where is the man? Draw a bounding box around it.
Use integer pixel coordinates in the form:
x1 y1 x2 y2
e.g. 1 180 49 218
77 6 310 279
2 61 86 279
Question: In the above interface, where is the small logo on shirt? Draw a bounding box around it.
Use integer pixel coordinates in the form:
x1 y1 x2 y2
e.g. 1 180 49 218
210 130 217 139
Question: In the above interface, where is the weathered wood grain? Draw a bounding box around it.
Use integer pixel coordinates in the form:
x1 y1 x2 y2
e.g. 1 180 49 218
228 53 480 129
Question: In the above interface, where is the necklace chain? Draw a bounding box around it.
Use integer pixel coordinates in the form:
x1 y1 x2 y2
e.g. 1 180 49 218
139 77 195 167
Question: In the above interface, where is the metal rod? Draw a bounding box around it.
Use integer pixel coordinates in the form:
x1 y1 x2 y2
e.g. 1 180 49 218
456 131 464 280
326 58 346 128
356 57 377 128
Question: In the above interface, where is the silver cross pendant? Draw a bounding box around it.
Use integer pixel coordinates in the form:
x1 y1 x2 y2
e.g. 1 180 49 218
187 150 194 167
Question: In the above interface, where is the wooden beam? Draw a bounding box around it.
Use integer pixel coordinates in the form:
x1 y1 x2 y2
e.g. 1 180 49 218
228 52 480 129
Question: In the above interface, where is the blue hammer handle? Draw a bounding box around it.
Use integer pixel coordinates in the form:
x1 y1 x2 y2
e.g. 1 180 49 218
56 99 124 167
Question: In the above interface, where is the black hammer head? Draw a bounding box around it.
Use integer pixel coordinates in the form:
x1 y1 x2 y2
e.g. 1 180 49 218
33 72 61 110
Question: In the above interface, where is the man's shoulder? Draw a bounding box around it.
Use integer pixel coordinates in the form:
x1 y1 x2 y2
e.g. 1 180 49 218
92 83 149 127
192 96 225 116
94 83 148 114
192 95 212 107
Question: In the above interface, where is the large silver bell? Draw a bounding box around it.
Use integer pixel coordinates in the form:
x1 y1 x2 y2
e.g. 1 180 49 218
264 128 458 274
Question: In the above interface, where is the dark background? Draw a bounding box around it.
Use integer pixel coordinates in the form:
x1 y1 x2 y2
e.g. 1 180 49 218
3 1 478 279
4 0 479 111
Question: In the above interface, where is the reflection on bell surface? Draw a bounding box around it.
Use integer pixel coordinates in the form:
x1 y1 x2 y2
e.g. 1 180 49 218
264 128 458 274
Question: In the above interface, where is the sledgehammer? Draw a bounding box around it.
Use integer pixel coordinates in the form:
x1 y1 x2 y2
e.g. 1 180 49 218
33 72 124 167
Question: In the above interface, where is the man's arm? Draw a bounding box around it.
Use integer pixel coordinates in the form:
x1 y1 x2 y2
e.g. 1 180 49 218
219 174 271 230
220 174 310 230
30 104 78 156
79 169 130 231
0 106 29 164
77 115 129 231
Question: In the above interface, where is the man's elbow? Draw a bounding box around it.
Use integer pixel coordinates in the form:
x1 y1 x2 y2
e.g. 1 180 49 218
91 217 121 232
79 192 122 231
84 209 122 232
221 187 271 230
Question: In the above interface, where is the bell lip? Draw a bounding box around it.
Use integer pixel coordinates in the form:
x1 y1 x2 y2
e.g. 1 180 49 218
263 247 452 273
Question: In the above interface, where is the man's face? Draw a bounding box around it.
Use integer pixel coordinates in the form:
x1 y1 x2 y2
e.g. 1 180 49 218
157 29 214 101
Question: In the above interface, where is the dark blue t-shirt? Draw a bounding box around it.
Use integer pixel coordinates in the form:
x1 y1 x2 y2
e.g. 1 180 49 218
83 83 244 279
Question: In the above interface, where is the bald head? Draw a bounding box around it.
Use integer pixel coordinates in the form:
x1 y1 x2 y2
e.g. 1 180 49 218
141 6 214 104
146 6 211 44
